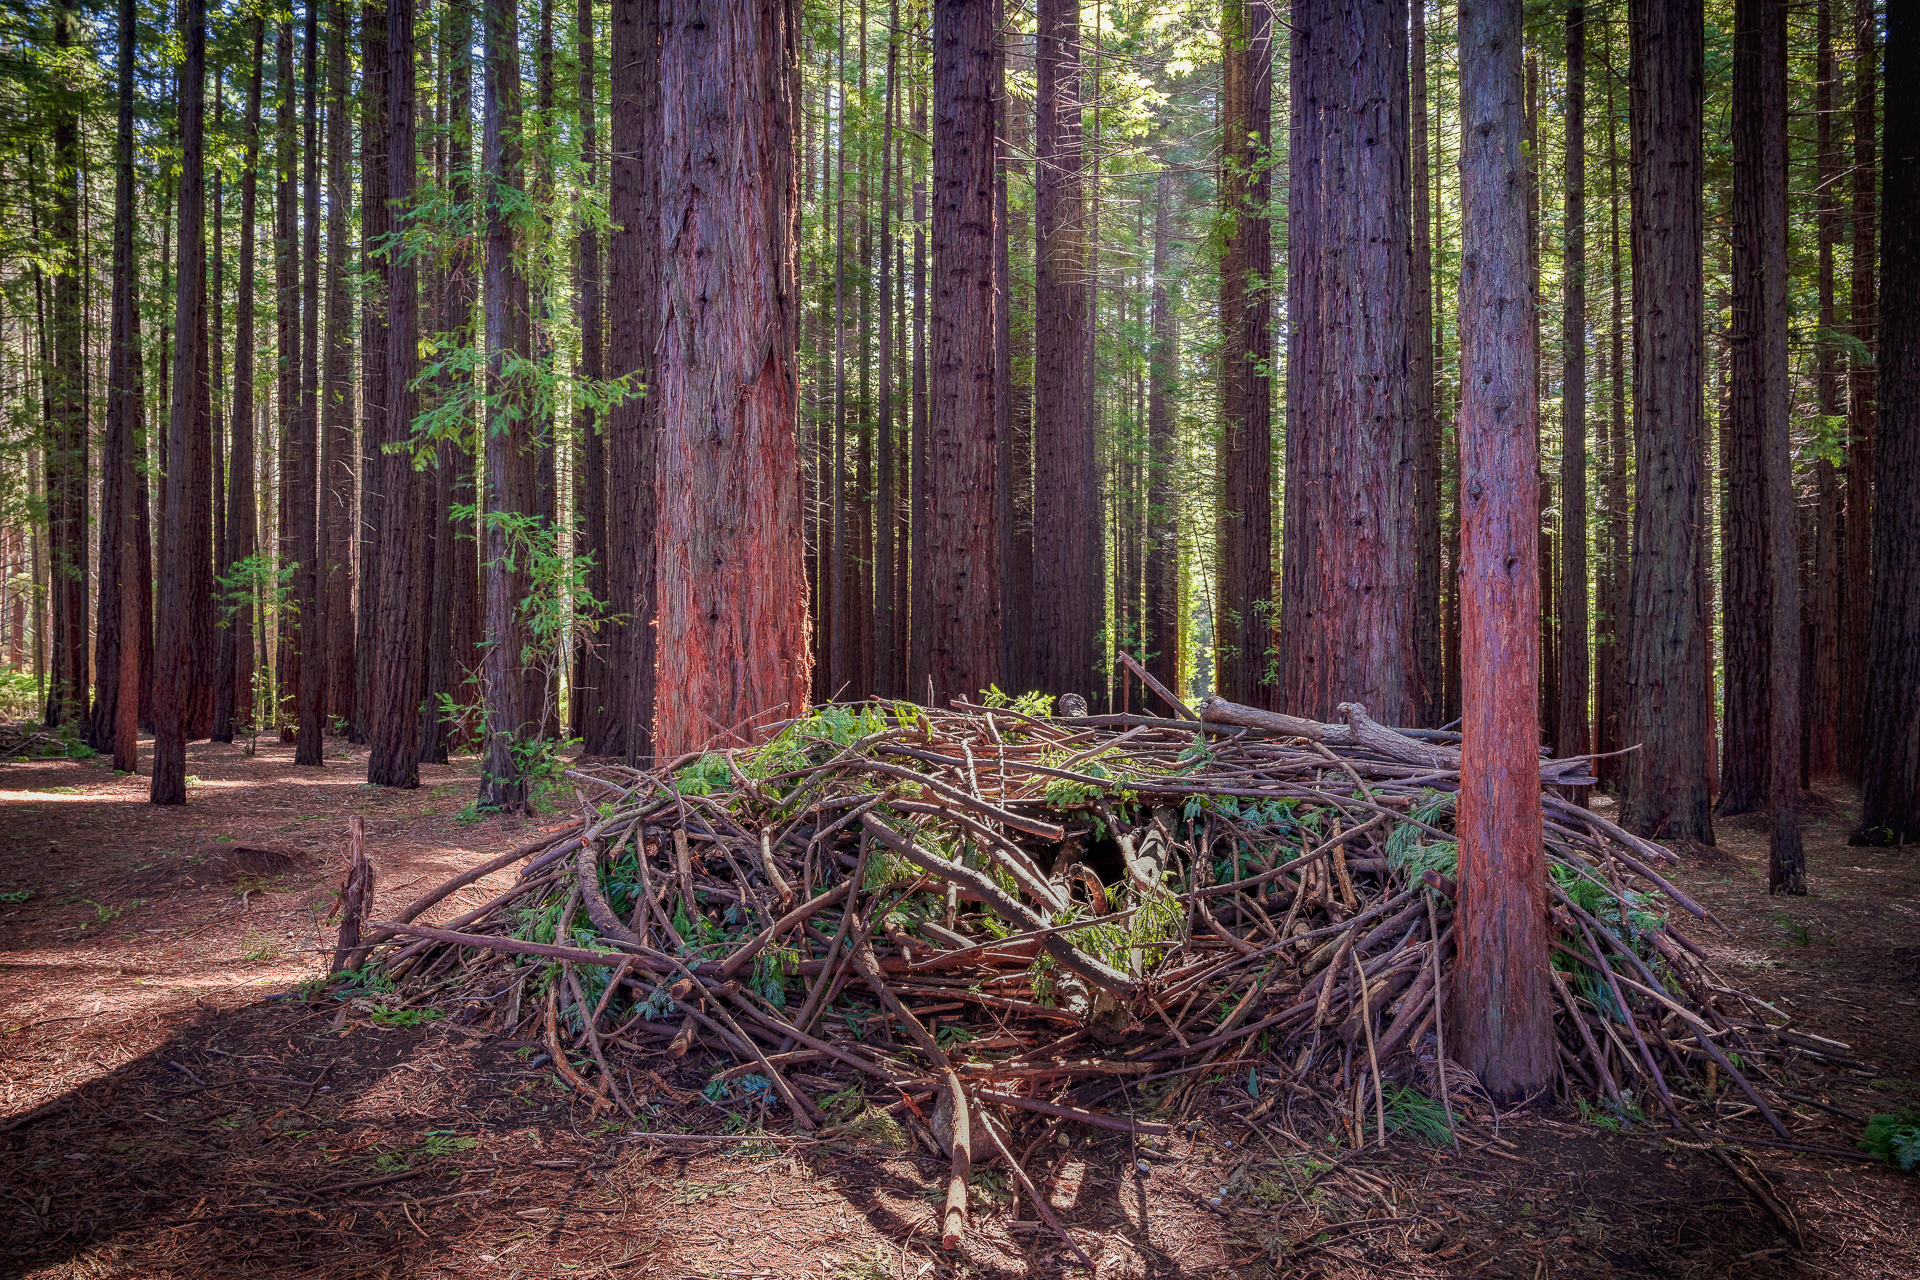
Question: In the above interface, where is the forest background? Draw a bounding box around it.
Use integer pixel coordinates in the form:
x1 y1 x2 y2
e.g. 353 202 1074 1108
0 0 1915 877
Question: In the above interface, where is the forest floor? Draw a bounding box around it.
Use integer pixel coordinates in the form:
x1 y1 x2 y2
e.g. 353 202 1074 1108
1 736 1917 1279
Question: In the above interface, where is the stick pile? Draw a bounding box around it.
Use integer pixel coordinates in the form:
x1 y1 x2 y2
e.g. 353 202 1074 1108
349 692 1852 1248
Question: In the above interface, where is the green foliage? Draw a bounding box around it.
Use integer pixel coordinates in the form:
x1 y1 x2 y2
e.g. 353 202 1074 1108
1371 1085 1454 1147
0 665 39 721
1862 1111 1920 1172
979 686 1056 718
368 1006 443 1027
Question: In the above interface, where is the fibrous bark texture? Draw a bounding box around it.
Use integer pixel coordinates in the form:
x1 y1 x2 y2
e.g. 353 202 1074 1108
154 0 208 805
608 0 658 763
1280 0 1417 727
1557 4 1590 793
924 0 1000 706
1857 3 1920 845
368 0 424 787
1145 170 1179 700
1621 0 1714 847
1031 0 1096 703
651 0 811 756
1218 0 1274 709
1451 0 1553 1104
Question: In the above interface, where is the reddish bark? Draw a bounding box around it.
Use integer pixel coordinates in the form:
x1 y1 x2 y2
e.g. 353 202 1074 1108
480 0 533 809
1621 0 1714 847
607 0 659 762
98 0 147 763
1412 0 1441 728
154 0 208 806
1219 0 1274 709
1280 0 1417 727
1807 0 1842 780
353 1 390 745
1145 170 1179 700
651 0 811 756
572 0 612 752
322 0 356 741
922 0 1000 706
1839 0 1877 779
1856 5 1920 845
1558 5 1591 796
367 0 424 788
1031 0 1096 703
1451 0 1553 1104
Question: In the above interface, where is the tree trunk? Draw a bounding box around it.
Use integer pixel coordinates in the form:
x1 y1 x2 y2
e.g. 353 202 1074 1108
1411 0 1441 728
1726 0 1802 885
296 0 324 759
1806 0 1842 781
44 2 87 731
922 0 1000 707
1031 0 1095 703
97 0 148 765
608 0 659 763
354 0 390 745
1839 0 1877 779
480 0 533 808
1598 57 1630 789
1219 0 1274 709
1281 0 1417 726
1621 0 1714 846
154 0 208 805
1856 4 1920 845
1001 52 1033 695
573 0 611 752
368 0 424 787
651 0 810 755
1557 6 1590 797
436 0 481 760
1452 0 1552 1104
323 0 356 741
1145 168 1179 702
877 4 900 699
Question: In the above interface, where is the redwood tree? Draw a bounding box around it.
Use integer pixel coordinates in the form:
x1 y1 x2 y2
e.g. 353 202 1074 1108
572 0 611 751
46 0 87 731
96 0 146 766
1558 4 1590 791
1218 0 1274 708
923 0 999 705
154 0 208 805
1452 0 1552 1103
480 0 534 808
1280 0 1417 726
1856 2 1920 845
1031 0 1096 702
1144 169 1179 700
1620 0 1714 847
651 0 811 755
607 0 659 763
368 0 425 787
322 0 356 738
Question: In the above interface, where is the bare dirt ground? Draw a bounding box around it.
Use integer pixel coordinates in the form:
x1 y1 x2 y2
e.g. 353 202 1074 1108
2 738 1917 1279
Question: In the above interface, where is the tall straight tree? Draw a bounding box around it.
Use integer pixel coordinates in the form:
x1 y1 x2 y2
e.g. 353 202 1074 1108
1725 0 1801 885
214 20 264 744
1145 168 1179 699
1839 0 1877 777
1452 0 1552 1103
1280 0 1417 726
651 0 811 754
480 0 535 808
354 0 390 744
46 1 87 730
368 0 425 786
1031 0 1096 701
1807 0 1843 779
572 0 611 751
1558 4 1590 792
1621 0 1714 846
322 0 356 737
607 0 658 763
1411 0 1441 727
294 0 325 762
154 0 209 805
1857 3 1920 845
923 0 999 705
96 0 147 766
94 0 146 759
1218 0 1274 708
